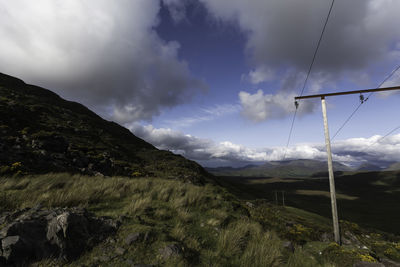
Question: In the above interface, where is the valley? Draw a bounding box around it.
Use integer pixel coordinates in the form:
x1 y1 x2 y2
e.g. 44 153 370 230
215 170 400 235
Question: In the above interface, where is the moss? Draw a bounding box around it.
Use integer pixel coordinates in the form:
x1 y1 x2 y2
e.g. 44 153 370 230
11 162 22 170
131 171 143 177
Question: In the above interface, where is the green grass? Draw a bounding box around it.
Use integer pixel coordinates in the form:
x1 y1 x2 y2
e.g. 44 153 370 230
1 173 399 266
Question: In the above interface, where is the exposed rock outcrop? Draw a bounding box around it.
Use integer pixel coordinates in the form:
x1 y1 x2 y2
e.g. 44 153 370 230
0 206 119 266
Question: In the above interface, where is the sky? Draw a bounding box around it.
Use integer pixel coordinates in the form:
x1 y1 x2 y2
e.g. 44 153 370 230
1 0 400 168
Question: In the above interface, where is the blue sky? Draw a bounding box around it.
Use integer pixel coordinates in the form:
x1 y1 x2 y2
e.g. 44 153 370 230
1 0 400 167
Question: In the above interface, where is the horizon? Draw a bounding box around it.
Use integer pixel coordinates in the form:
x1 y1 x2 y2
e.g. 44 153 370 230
1 0 400 168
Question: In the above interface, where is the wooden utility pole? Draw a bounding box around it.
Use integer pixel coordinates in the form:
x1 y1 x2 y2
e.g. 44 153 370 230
295 85 400 244
321 96 340 243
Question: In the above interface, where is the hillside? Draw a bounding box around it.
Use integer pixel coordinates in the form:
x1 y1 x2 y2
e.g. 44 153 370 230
1 173 400 266
0 73 207 183
208 159 352 178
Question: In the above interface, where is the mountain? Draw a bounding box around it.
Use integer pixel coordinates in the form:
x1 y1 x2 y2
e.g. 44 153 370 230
385 162 400 171
356 163 383 171
0 72 208 183
207 159 353 177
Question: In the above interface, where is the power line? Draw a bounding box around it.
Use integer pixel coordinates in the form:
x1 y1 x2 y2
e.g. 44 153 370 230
299 0 335 97
283 109 298 159
331 64 400 141
283 0 335 159
369 125 400 147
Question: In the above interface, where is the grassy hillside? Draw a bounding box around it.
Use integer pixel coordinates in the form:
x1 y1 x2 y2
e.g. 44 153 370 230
1 173 399 266
0 72 207 183
208 159 352 178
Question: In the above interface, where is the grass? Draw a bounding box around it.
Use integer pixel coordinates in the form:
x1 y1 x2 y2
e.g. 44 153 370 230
1 173 399 266
295 190 359 200
215 171 400 234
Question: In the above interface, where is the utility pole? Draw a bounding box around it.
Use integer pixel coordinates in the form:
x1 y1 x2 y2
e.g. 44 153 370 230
282 191 285 207
321 96 340 244
295 85 400 244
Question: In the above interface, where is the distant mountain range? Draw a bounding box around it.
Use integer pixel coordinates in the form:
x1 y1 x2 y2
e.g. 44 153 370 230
207 158 400 178
206 159 353 178
385 162 400 171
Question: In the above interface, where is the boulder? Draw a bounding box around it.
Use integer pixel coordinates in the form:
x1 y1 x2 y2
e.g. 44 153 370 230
1 236 32 264
159 243 183 260
46 211 90 260
125 233 142 246
0 207 118 265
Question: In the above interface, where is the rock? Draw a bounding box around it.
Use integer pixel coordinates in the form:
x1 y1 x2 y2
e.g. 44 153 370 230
282 241 295 253
46 211 90 260
245 202 255 208
342 231 360 245
321 232 333 242
0 207 118 265
1 235 32 264
98 255 111 262
94 171 104 177
380 258 400 267
115 247 126 255
353 262 385 267
125 233 142 246
159 244 182 259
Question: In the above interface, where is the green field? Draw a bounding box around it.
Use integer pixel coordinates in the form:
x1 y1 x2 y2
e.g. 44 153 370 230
215 170 400 235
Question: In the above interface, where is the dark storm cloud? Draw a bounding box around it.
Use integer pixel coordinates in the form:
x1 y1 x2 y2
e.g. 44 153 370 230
200 0 400 75
0 0 206 123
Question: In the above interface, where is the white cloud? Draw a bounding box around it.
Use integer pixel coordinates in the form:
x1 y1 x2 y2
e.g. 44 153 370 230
247 66 275 84
165 104 240 128
0 0 206 123
163 0 188 23
238 89 316 122
129 124 400 168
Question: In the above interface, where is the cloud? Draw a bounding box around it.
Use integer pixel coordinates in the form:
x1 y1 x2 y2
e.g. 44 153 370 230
197 0 400 121
239 90 316 122
200 0 400 74
165 104 240 128
0 0 206 123
129 124 400 168
162 0 188 23
246 66 275 84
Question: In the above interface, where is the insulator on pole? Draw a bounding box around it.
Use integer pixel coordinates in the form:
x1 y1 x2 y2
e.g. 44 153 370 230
294 101 299 109
359 94 365 104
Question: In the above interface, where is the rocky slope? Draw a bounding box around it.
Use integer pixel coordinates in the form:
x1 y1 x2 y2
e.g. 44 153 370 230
0 73 208 184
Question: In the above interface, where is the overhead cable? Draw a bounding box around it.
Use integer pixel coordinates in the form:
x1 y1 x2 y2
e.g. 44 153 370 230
283 0 335 159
